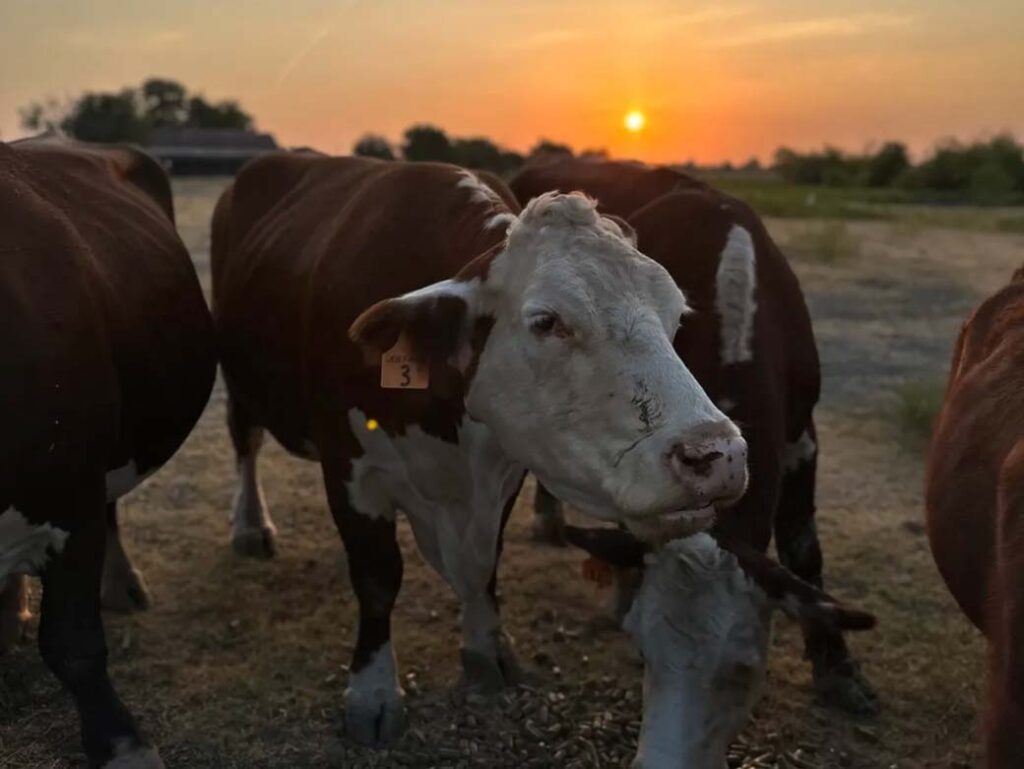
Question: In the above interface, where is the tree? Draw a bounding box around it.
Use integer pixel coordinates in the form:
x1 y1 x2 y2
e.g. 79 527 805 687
19 79 256 143
186 97 252 130
18 97 69 134
64 89 147 144
530 139 573 159
864 142 909 187
402 124 452 162
353 134 395 160
142 78 187 128
451 137 503 172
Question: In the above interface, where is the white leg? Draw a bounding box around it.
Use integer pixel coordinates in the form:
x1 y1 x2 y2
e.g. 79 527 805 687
230 427 277 558
344 640 406 745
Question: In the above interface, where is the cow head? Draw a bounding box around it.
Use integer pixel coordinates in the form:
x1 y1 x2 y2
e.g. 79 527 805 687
564 526 876 769
350 192 747 534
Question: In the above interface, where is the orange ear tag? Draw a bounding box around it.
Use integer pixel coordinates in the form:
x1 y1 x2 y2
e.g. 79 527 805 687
581 557 614 589
380 334 430 389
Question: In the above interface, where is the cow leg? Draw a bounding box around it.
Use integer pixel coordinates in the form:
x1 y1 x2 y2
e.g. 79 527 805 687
775 425 878 715
227 396 276 558
101 502 151 612
321 460 405 746
459 492 522 692
0 575 31 654
531 481 566 546
38 489 163 768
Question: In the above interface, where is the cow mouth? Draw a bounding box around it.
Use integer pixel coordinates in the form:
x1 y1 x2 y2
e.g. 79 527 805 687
624 506 717 546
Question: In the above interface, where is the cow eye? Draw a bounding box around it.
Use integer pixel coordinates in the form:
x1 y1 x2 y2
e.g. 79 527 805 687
529 311 560 336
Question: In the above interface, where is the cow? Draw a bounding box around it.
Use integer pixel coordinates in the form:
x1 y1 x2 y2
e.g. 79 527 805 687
0 137 216 768
211 153 750 745
925 266 1024 768
563 525 875 769
509 158 877 713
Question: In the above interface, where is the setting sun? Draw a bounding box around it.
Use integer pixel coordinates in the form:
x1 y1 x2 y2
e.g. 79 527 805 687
624 110 646 134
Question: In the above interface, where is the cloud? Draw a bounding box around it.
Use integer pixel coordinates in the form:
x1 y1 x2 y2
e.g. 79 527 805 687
706 13 913 49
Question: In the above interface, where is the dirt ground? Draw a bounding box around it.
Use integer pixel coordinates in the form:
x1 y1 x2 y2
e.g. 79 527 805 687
2 177 1023 768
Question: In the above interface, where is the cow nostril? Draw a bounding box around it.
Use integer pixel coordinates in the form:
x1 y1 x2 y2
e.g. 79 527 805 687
676 448 724 477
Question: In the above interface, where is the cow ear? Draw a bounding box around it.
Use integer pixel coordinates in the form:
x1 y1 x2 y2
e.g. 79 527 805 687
349 280 478 367
563 524 649 569
717 536 876 632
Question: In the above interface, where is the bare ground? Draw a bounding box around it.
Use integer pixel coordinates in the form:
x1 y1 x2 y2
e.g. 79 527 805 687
2 179 1023 768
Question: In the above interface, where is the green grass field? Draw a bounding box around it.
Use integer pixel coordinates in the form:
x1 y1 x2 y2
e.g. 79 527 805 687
696 173 1024 233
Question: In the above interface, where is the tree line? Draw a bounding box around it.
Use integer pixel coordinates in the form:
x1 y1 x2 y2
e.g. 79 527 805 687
353 126 596 177
772 137 1024 203
20 78 254 144
17 81 1024 202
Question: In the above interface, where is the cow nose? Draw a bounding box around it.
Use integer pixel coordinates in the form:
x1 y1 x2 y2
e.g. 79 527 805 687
669 433 748 505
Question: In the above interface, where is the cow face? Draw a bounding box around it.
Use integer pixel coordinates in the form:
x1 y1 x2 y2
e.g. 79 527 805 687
624 534 771 769
351 192 747 535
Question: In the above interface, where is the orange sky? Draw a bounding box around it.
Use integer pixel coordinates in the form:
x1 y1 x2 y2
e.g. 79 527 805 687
2 0 1022 164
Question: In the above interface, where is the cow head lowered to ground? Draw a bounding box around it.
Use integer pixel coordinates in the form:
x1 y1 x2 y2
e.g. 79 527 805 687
564 525 876 769
350 192 747 536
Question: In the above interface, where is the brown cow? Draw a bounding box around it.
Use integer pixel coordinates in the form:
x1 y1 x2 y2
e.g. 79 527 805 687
510 158 877 713
211 153 752 745
926 266 1024 768
0 137 216 768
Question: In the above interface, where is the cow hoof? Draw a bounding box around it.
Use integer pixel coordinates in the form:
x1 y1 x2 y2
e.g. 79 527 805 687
231 525 277 559
344 690 406 746
460 646 522 693
530 513 566 546
814 663 879 715
102 567 152 613
103 740 164 769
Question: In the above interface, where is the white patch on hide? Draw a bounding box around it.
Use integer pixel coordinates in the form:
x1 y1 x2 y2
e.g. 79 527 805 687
783 429 816 473
715 224 757 365
345 408 523 659
0 507 70 580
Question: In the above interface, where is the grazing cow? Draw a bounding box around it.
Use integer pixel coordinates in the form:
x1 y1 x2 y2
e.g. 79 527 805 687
564 525 875 769
926 266 1024 768
509 158 877 713
0 138 216 768
211 153 749 745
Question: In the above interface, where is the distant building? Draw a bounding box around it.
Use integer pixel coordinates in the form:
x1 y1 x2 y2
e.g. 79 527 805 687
146 128 279 175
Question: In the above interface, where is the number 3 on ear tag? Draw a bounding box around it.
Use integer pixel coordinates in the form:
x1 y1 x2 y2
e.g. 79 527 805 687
381 334 429 389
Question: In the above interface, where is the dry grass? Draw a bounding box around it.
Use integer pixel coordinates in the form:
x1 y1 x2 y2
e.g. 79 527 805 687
785 221 862 264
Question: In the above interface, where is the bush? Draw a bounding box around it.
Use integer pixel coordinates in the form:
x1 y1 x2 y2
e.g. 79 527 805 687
894 379 946 447
353 134 395 160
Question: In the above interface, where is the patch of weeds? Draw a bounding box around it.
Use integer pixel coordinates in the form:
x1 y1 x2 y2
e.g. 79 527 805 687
786 221 862 264
893 378 946 448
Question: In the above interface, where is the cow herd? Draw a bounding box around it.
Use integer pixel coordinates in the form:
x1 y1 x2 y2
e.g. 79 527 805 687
0 136 1020 769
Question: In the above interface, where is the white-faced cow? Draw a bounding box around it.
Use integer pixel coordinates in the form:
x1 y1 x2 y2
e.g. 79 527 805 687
211 153 749 745
510 158 877 714
926 266 1024 768
563 526 874 769
0 138 216 768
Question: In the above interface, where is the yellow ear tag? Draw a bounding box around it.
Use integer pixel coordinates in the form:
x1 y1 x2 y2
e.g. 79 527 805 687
380 334 429 389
